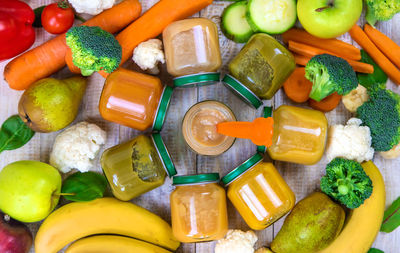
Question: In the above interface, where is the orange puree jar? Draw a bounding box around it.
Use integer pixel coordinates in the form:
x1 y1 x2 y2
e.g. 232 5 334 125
99 69 173 131
170 173 228 243
222 154 295 230
267 105 328 165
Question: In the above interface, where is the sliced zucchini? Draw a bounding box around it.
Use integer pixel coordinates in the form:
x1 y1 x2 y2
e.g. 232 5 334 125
246 0 297 34
221 1 254 43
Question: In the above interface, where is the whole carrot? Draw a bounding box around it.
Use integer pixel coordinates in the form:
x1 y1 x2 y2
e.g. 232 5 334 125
364 24 400 70
98 0 214 78
283 28 361 61
349 24 400 85
4 0 142 90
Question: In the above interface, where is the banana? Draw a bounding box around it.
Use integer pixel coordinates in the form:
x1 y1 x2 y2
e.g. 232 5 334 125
66 235 172 253
35 198 180 253
320 161 386 253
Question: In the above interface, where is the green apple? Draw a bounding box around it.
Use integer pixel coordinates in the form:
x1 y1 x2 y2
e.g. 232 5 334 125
297 0 362 38
0 161 61 223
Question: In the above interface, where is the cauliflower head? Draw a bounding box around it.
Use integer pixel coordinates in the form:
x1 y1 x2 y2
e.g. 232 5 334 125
342 84 369 113
326 118 374 163
132 39 165 74
380 142 400 159
50 122 107 173
69 0 115 15
215 229 258 253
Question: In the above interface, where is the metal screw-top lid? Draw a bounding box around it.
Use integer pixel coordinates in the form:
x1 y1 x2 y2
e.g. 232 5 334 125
257 106 273 153
172 173 220 185
151 133 177 177
173 72 221 88
221 153 263 186
153 86 174 131
222 74 263 109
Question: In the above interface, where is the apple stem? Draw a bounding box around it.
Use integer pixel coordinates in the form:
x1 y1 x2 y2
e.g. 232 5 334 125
315 0 334 12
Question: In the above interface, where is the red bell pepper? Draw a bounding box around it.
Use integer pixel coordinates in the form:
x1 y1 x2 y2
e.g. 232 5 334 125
0 0 35 61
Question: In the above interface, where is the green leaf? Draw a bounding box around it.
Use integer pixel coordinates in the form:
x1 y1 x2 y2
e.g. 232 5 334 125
357 50 387 91
0 115 35 154
381 196 400 233
61 172 108 202
368 249 384 253
33 6 46 28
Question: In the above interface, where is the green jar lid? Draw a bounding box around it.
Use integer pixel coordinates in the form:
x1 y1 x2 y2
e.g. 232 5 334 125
221 153 263 186
151 133 177 177
173 173 220 185
173 72 221 88
257 106 273 153
222 74 263 109
153 86 174 131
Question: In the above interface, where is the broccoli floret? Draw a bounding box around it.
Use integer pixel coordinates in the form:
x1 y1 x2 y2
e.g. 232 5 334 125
320 158 373 209
66 26 122 76
365 0 400 27
357 89 400 151
305 54 358 102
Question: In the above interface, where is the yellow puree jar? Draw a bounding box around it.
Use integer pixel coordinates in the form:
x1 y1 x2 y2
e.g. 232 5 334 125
170 173 228 243
101 133 177 201
222 154 295 230
267 105 328 165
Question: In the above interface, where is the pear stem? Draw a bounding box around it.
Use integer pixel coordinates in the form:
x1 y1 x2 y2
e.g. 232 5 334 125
54 192 76 196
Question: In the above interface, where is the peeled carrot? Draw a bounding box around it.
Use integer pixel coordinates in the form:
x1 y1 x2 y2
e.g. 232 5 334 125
283 67 312 103
4 0 142 90
349 25 400 85
283 28 361 61
364 24 400 70
98 0 213 78
308 92 342 112
288 40 374 74
294 54 310 66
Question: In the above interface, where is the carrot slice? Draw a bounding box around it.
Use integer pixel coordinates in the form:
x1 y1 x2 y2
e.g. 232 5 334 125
364 24 400 70
282 28 361 61
308 92 342 112
349 24 400 85
4 0 142 90
283 67 312 103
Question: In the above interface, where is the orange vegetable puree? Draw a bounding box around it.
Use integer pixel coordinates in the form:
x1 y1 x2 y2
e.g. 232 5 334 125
191 108 226 146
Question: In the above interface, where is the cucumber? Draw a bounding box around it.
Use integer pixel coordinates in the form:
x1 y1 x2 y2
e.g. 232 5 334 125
246 0 297 34
221 1 254 43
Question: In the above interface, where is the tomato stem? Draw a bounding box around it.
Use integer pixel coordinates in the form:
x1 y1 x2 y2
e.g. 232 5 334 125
57 0 70 9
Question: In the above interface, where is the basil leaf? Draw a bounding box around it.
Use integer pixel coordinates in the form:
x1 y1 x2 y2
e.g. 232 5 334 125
357 50 387 91
381 196 400 233
33 6 46 28
0 115 35 154
61 172 108 202
368 249 384 253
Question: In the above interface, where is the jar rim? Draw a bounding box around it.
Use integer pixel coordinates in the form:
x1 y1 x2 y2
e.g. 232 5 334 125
173 173 220 185
153 86 174 131
151 133 177 177
221 153 264 186
222 74 263 109
173 72 221 88
256 106 273 153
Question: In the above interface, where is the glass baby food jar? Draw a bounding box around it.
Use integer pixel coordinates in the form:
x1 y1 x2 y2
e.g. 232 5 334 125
101 133 177 201
170 173 228 243
99 68 173 131
182 100 236 156
222 153 295 230
267 105 328 165
163 18 222 88
223 33 295 103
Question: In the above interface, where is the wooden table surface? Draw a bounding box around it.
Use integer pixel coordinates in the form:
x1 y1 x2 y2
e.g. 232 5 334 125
1 1 399 252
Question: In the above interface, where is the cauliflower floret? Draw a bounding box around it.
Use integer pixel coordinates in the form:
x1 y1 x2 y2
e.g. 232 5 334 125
215 229 258 253
326 118 374 163
132 39 165 74
380 142 400 159
342 84 369 113
255 248 273 253
50 122 107 173
69 0 115 15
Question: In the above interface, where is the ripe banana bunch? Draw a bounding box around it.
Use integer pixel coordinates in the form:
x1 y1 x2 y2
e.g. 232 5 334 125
35 198 180 253
320 161 386 253
66 235 172 253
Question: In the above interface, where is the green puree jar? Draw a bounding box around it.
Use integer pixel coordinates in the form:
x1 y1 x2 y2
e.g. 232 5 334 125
226 33 295 101
101 133 177 201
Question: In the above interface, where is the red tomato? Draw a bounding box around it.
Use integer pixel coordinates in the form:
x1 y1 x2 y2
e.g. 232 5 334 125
41 2 74 34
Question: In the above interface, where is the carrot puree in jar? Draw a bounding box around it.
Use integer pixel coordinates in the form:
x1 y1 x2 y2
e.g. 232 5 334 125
182 101 236 156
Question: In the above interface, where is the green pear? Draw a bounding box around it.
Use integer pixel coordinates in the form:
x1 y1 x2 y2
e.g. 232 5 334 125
271 192 345 253
18 76 87 133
